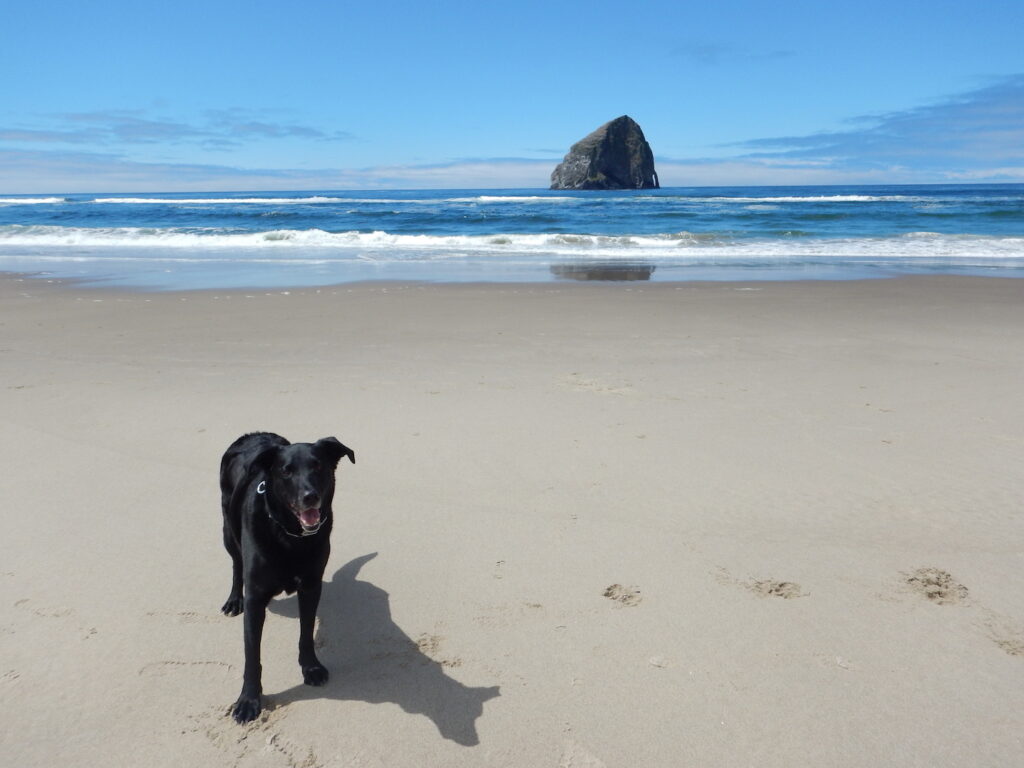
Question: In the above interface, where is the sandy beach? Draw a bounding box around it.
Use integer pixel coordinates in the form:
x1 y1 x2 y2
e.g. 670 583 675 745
2 273 1023 767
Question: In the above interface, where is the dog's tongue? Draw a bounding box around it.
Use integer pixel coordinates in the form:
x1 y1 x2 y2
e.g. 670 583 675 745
299 508 321 528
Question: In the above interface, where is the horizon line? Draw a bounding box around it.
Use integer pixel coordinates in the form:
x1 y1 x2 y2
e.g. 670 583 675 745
5 179 1024 197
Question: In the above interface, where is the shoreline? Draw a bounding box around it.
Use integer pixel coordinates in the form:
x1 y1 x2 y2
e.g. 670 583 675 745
4 265 1024 297
3 272 1023 766
4 261 1024 293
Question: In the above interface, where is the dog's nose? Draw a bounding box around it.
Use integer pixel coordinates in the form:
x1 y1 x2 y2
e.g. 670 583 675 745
301 490 321 508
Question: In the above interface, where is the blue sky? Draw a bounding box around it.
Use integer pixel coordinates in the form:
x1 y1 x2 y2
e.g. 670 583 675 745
2 0 1023 191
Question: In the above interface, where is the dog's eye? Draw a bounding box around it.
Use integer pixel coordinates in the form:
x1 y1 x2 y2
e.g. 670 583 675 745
280 466 292 478
312 461 321 471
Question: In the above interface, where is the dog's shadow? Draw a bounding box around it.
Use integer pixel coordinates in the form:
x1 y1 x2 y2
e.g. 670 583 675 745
267 553 499 746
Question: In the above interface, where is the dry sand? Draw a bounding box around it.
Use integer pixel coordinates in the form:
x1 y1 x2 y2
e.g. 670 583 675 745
1 274 1023 767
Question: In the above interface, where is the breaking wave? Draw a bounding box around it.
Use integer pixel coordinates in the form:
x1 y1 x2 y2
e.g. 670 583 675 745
2 225 1022 262
87 195 578 205
0 197 67 205
94 196 354 205
695 195 921 203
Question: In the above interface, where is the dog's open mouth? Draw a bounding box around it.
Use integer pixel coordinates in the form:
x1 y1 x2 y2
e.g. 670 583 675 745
294 507 322 532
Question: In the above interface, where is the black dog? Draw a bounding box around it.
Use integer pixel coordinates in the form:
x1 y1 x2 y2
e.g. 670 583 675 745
219 431 355 723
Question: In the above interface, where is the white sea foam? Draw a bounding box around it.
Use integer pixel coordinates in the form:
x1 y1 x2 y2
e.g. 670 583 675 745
1 225 1022 263
0 226 747 252
451 196 577 203
93 196 346 205
698 195 921 203
0 197 65 205
90 195 488 205
88 195 579 205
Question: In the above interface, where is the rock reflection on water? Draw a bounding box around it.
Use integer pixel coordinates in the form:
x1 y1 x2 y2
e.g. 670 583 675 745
550 262 656 282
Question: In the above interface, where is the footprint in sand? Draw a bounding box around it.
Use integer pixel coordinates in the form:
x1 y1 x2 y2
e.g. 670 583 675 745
978 607 1024 658
184 695 302 768
902 567 969 605
899 569 1024 658
186 704 301 765
14 598 73 618
749 580 807 600
415 633 463 669
986 621 1024 657
712 568 807 599
602 584 642 607
14 598 97 638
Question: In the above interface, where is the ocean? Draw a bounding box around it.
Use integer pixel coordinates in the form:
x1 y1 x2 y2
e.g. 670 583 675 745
1 184 1022 290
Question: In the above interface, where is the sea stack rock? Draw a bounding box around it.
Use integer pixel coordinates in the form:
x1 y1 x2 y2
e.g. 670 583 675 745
550 115 659 190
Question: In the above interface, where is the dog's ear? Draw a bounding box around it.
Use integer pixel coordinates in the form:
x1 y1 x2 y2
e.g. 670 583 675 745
316 436 355 467
252 446 280 474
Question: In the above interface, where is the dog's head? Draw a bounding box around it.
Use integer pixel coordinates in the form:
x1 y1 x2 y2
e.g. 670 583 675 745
254 437 355 535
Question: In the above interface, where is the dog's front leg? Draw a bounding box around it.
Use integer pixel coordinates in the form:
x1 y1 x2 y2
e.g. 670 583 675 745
231 591 269 723
297 579 328 686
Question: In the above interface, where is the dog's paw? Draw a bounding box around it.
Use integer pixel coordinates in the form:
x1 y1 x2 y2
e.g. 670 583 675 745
230 693 262 723
302 663 329 686
220 597 243 617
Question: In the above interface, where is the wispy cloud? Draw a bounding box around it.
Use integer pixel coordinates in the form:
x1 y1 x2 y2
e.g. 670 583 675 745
0 127 104 144
0 148 552 192
204 108 355 143
645 75 1024 184
0 108 355 151
731 75 1024 173
653 158 926 187
56 110 212 145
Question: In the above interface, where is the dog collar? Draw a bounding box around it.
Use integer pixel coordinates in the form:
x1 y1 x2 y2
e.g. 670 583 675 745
256 480 323 537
